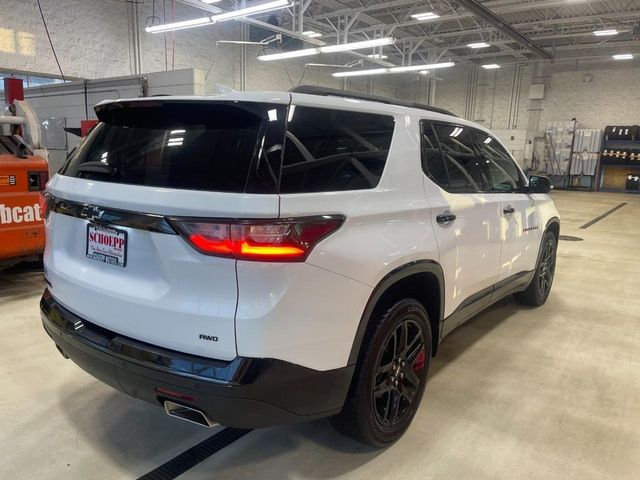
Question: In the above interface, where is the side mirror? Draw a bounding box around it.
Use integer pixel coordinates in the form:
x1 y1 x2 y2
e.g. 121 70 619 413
528 175 552 194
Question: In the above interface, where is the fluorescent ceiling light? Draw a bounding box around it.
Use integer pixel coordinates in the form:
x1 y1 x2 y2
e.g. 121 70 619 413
410 12 440 21
367 53 389 59
211 0 291 23
145 17 211 33
450 127 463 137
482 63 500 69
257 37 395 61
303 30 322 38
468 42 490 48
593 29 618 36
332 61 454 77
334 68 389 77
258 48 321 61
390 62 454 73
320 37 395 53
202 0 221 3
613 53 633 60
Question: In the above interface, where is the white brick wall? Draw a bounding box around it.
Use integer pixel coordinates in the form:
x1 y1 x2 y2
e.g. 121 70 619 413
0 0 130 78
537 63 640 129
433 60 639 134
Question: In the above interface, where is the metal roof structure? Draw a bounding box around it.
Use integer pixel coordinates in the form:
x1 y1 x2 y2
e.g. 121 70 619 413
178 0 640 68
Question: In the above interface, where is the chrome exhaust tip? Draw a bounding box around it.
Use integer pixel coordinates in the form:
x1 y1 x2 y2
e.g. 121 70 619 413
163 400 218 428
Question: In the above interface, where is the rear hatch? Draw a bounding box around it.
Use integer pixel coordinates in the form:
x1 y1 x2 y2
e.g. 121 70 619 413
44 96 289 360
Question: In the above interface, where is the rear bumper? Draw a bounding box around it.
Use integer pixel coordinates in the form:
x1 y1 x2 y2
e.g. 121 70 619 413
40 290 354 428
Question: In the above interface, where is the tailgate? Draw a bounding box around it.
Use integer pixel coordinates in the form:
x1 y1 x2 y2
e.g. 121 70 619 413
44 175 279 360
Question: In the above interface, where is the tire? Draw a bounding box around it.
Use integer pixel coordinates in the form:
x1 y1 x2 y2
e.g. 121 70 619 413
514 230 557 307
330 298 432 447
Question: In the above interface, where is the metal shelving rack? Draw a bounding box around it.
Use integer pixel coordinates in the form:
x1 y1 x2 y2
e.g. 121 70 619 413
597 138 640 193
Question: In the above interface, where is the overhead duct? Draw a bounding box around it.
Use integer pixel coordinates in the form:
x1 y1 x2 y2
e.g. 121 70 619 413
455 0 553 60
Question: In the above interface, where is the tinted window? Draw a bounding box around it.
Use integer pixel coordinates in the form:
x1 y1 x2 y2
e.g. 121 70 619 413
279 106 395 193
420 122 449 188
432 124 488 192
62 101 287 194
470 129 522 192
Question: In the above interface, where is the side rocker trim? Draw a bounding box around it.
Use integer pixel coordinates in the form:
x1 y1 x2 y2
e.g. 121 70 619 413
347 260 445 365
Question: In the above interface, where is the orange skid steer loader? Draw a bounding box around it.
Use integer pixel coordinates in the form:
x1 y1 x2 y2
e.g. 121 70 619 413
1 79 49 269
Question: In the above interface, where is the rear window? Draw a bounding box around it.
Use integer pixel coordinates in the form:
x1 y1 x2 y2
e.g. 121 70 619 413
61 101 287 194
279 106 395 193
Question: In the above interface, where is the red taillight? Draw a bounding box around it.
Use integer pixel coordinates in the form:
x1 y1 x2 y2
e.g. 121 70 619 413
171 216 344 262
39 191 54 220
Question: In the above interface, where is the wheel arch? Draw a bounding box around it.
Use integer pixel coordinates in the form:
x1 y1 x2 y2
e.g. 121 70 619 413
348 260 445 366
545 216 560 241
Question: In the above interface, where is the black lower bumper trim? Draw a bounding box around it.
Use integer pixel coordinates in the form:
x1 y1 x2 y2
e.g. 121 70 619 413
41 290 353 428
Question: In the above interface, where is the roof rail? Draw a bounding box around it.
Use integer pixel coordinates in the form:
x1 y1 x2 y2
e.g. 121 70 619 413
290 85 457 117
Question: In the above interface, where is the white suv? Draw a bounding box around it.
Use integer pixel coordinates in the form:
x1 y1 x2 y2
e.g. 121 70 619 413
40 86 559 447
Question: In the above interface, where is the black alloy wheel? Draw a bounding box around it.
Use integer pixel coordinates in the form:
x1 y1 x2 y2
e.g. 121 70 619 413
515 230 557 306
538 235 556 297
372 319 426 427
330 298 432 447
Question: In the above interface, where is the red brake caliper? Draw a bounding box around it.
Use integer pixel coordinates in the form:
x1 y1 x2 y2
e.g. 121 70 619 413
412 347 426 373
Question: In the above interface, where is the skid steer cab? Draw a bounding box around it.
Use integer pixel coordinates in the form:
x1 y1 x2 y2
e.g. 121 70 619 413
1 79 49 269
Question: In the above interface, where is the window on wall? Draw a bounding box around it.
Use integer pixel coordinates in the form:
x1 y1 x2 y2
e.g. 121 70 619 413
470 129 522 192
425 123 488 193
279 106 395 193
0 72 67 92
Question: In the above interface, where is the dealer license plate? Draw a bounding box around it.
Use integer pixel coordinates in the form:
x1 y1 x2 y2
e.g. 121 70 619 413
86 224 127 268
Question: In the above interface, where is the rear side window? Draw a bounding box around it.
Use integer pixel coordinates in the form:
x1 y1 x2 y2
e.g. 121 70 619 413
420 122 449 189
279 106 395 193
427 123 488 193
61 101 287 194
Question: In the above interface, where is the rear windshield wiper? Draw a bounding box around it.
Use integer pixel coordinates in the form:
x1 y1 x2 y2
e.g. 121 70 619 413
76 161 116 175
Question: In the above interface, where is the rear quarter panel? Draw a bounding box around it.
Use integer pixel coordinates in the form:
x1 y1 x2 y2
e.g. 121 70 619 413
234 111 440 371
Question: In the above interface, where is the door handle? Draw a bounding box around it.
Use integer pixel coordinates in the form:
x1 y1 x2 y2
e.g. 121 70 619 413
436 212 456 224
503 206 515 215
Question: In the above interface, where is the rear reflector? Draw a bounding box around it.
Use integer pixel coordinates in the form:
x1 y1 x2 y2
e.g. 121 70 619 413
155 387 198 402
170 216 344 262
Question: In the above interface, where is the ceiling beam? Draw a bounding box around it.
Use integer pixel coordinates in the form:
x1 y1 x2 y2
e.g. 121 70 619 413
444 0 553 59
319 0 611 38
455 39 640 61
313 0 601 23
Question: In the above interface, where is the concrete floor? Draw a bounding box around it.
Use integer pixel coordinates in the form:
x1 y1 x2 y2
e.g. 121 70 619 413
1 190 639 480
